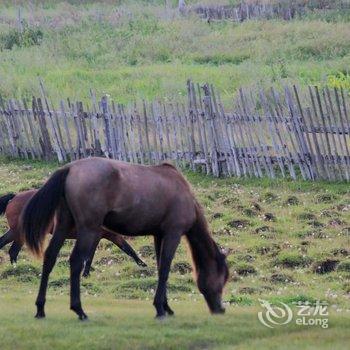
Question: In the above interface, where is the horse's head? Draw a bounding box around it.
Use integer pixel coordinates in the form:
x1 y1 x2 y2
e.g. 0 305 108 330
196 249 229 314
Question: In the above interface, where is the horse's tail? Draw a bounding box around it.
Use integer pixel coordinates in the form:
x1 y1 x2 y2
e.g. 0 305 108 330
21 167 70 256
0 193 15 216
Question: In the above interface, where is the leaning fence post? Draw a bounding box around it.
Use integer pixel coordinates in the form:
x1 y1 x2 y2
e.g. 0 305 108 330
0 97 18 158
101 95 116 158
202 84 219 177
35 97 53 161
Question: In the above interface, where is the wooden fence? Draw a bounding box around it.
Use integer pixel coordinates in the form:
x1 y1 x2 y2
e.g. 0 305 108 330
193 1 350 22
0 81 349 181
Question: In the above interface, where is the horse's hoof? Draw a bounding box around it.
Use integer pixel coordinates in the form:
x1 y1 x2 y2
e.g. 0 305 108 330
82 272 90 278
164 306 174 316
155 314 167 321
71 304 88 320
79 314 88 321
212 307 225 315
137 260 147 267
35 305 46 319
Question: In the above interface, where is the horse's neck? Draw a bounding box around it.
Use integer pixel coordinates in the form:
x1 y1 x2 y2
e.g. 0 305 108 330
187 211 217 271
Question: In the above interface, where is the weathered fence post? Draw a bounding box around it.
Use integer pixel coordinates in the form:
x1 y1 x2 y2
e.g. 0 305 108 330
202 84 219 177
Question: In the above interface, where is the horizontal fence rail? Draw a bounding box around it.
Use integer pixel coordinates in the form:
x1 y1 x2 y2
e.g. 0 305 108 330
0 81 349 181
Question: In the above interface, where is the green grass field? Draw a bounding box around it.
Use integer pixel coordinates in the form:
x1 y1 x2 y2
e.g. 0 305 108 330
1 296 350 350
0 0 349 104
0 157 349 349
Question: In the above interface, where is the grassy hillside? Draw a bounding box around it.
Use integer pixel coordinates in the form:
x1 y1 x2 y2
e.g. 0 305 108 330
0 1 349 103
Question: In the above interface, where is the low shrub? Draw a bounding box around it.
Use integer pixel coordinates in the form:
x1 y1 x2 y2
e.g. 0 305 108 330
274 252 312 268
0 22 43 50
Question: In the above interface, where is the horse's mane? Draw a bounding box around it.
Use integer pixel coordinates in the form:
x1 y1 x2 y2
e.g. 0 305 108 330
187 200 227 276
159 163 227 274
159 162 193 189
160 162 177 169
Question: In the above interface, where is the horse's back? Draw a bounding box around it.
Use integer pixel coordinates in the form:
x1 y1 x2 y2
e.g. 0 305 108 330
6 189 37 229
64 158 196 234
66 157 189 197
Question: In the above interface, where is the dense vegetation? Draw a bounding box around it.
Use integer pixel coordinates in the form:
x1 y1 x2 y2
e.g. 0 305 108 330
0 0 349 103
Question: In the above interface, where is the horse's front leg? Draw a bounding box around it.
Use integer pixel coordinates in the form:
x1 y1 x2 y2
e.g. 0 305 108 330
70 229 100 320
9 240 23 264
153 231 181 319
0 229 15 250
154 236 174 316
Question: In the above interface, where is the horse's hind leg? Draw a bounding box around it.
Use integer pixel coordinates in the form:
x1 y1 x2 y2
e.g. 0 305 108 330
9 241 23 264
154 235 174 316
35 203 73 319
82 238 99 278
70 229 100 320
119 239 147 267
103 231 146 267
153 231 181 319
35 229 66 318
0 229 15 250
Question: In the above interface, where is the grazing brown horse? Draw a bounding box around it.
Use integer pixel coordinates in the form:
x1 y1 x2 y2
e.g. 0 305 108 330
21 157 228 320
0 190 146 276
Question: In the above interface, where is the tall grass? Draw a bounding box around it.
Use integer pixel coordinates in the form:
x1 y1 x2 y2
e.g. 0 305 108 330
0 1 349 103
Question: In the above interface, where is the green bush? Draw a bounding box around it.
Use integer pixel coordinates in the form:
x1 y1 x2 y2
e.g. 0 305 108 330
0 22 43 50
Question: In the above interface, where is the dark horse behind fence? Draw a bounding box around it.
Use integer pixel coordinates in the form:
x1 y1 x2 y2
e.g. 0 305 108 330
0 190 146 276
21 157 228 320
